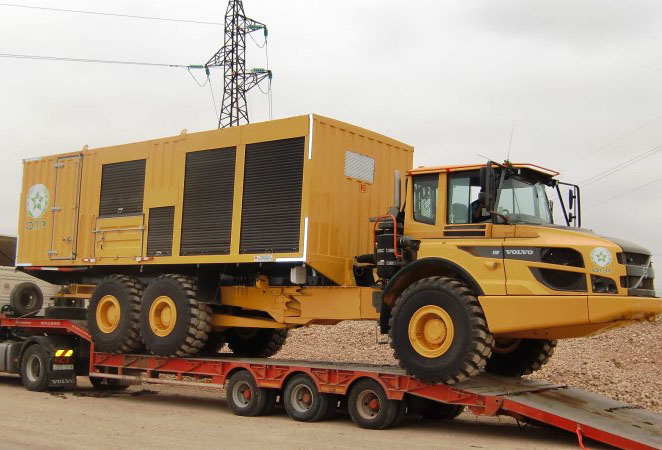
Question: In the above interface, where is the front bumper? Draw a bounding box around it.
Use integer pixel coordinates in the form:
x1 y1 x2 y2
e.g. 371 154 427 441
479 295 662 339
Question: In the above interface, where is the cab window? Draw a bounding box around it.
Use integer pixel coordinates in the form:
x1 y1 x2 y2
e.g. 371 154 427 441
413 174 438 225
447 171 484 224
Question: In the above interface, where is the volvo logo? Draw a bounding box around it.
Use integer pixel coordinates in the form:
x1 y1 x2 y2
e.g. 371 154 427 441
505 249 535 255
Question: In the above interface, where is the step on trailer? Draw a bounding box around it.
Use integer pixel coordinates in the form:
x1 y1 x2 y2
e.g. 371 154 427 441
0 315 660 449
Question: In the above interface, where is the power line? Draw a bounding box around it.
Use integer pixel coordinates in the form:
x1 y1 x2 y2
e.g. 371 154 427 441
579 144 662 187
561 114 662 171
584 176 662 210
0 2 222 26
0 53 218 71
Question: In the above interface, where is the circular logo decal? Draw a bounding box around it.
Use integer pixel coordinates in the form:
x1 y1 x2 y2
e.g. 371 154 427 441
26 184 50 219
590 247 612 267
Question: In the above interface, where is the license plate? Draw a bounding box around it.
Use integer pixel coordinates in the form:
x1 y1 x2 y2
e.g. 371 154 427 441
53 364 74 371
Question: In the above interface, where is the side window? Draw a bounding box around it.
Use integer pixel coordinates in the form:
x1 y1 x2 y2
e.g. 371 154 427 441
413 174 438 225
448 175 470 224
447 171 485 224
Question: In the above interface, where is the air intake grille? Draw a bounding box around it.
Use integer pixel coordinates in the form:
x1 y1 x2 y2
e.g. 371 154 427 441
240 137 305 254
180 147 236 255
147 206 174 257
99 160 146 217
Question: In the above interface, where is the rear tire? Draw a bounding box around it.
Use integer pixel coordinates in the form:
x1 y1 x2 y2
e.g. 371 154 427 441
87 275 143 353
389 276 493 384
10 282 43 317
226 328 287 358
283 374 334 422
348 378 402 430
139 275 212 357
20 345 50 392
485 338 556 377
225 370 275 417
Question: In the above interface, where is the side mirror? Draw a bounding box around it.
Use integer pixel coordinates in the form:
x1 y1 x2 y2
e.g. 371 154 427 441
568 189 574 210
394 170 402 210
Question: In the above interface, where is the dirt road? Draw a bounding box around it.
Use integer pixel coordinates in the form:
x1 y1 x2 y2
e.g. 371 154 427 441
0 376 605 450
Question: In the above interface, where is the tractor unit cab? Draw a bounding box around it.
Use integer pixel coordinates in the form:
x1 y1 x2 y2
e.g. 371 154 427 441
363 160 661 384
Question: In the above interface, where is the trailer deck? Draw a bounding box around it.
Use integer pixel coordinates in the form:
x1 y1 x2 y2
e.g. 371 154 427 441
2 315 661 449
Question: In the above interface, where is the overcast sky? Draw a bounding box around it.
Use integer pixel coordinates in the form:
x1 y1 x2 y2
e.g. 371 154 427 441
1 0 661 270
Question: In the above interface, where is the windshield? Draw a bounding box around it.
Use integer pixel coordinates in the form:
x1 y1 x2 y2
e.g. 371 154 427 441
496 177 553 224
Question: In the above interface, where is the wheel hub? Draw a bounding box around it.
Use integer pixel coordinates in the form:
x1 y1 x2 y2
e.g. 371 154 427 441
97 295 121 334
149 296 178 337
408 305 455 358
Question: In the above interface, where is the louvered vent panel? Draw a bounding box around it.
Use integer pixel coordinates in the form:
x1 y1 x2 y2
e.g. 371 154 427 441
146 206 174 257
98 160 146 217
180 147 236 255
240 137 305 254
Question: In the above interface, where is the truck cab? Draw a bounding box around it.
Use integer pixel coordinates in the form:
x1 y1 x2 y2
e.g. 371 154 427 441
371 162 661 383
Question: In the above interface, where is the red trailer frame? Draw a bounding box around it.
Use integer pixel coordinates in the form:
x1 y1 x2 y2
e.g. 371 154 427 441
2 316 661 450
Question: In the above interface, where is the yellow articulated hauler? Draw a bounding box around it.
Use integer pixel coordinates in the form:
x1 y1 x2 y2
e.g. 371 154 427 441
16 115 661 383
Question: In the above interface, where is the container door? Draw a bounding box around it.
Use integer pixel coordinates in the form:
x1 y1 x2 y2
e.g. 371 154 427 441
49 155 82 260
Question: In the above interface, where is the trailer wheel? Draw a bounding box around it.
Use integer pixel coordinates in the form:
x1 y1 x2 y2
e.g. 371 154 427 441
226 328 287 358
348 378 402 430
89 376 130 391
10 282 43 317
389 276 493 384
485 338 557 377
225 370 276 416
283 374 335 422
139 275 212 357
88 275 143 353
20 344 50 391
408 396 465 420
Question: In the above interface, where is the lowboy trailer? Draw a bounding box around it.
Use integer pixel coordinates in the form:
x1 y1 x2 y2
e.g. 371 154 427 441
1 314 660 449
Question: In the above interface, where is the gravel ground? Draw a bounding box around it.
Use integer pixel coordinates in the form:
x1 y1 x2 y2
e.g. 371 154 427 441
275 319 662 413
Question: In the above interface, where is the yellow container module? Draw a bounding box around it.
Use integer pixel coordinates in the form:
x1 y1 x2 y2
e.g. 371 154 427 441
17 114 413 286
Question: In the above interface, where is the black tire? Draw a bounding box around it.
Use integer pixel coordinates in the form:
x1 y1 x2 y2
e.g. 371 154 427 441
389 276 493 384
87 275 143 353
485 338 557 377
283 374 335 422
89 376 130 391
226 328 287 358
225 370 275 417
408 396 464 420
348 378 402 430
140 275 212 357
20 344 50 391
10 282 43 317
45 306 88 320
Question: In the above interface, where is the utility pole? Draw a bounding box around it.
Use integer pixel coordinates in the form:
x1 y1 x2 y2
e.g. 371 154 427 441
205 0 271 128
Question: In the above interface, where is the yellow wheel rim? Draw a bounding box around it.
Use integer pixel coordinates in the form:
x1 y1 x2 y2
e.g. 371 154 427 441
96 295 121 334
492 338 521 354
149 296 177 337
408 305 454 358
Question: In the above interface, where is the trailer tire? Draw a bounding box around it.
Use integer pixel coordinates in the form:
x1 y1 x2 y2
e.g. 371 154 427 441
485 338 557 377
283 374 335 422
140 275 212 357
408 396 464 420
20 344 50 391
10 282 43 317
389 276 493 384
226 328 287 358
348 378 402 430
88 275 143 353
226 370 275 417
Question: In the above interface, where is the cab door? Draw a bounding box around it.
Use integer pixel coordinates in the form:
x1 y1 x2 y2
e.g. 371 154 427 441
49 155 83 260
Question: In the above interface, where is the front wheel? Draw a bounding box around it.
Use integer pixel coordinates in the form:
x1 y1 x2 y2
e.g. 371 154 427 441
485 338 556 377
20 345 50 392
388 276 493 384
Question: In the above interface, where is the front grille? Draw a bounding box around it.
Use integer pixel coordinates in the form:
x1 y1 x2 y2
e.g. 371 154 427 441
617 252 650 266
